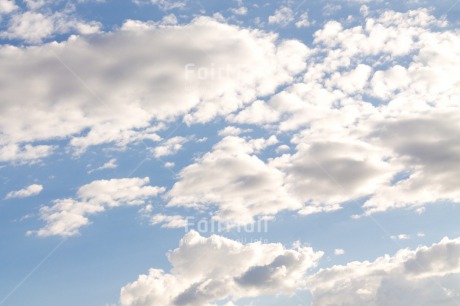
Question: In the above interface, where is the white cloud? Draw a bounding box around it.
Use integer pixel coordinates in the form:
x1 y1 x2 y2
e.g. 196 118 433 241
0 0 17 14
152 136 189 158
229 100 280 125
120 231 323 306
268 7 294 27
3 12 53 42
168 136 300 225
229 8 460 216
0 144 55 164
363 113 460 215
5 184 43 199
30 177 164 237
276 144 290 153
309 236 460 305
1 11 101 43
150 214 187 228
231 6 248 16
370 65 410 99
0 17 309 163
271 138 395 214
360 4 369 17
218 126 252 137
328 63 372 94
23 0 49 10
146 0 186 10
295 12 310 28
390 234 410 240
88 158 118 174
161 13 178 25
334 248 345 255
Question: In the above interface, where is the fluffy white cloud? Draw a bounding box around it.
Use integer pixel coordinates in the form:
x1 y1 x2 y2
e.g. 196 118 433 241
1 11 101 43
268 7 294 27
5 184 43 199
88 158 118 174
229 8 460 216
217 126 252 137
390 234 410 240
0 144 55 164
23 0 48 10
150 214 187 228
152 136 189 158
308 236 460 305
0 0 17 14
313 8 446 57
363 113 460 214
0 17 309 163
295 12 310 28
138 0 187 11
30 177 164 237
271 138 395 214
229 99 280 125
168 136 300 225
231 6 248 16
329 64 372 94
120 231 323 306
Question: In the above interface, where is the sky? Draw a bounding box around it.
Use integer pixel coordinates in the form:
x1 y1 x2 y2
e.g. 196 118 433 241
0 0 460 305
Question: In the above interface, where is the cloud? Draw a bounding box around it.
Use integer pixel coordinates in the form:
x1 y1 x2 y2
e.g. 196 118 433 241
363 113 460 214
0 144 55 164
271 138 395 214
1 11 101 43
231 6 248 16
23 0 49 10
295 12 310 28
268 7 294 27
30 177 164 237
88 158 118 174
229 99 280 125
120 231 323 306
145 0 187 11
218 126 252 137
0 17 309 163
164 161 175 168
167 136 300 225
308 236 460 306
152 136 189 158
390 234 410 240
0 0 18 14
229 8 460 216
5 184 43 199
150 214 187 228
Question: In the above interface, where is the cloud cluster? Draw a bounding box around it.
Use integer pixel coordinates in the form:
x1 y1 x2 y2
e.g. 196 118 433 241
8 7 457 224
308 236 460 305
31 177 164 237
150 214 187 228
228 8 460 216
167 136 301 225
0 4 101 43
5 184 43 199
0 17 309 163
120 230 323 306
0 0 18 14
268 7 294 27
152 136 189 158
134 0 187 11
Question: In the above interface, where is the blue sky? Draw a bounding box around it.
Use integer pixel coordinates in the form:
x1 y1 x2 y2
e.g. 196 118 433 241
1 0 460 305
